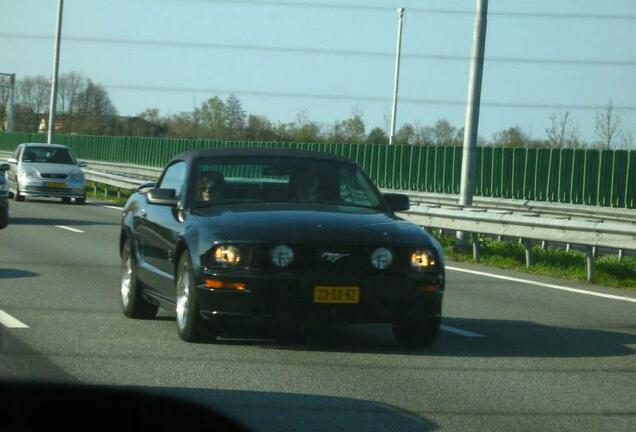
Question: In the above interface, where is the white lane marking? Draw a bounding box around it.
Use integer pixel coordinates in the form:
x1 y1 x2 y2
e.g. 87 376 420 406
441 325 484 338
0 310 29 329
103 205 123 211
55 225 85 233
447 266 636 304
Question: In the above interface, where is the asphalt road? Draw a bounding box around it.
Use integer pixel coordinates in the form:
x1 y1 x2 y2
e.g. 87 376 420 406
0 198 635 431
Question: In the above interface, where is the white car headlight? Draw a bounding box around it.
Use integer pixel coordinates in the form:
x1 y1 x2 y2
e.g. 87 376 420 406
371 247 393 270
19 167 38 179
213 245 241 265
411 249 437 269
270 245 294 268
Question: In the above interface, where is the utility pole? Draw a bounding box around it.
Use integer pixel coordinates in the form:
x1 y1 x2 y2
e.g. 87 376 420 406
389 7 405 145
47 0 64 144
7 74 14 132
0 73 15 132
458 0 488 207
457 0 488 244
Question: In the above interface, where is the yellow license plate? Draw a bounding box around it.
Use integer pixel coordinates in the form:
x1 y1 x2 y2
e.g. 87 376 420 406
46 182 65 188
313 286 360 304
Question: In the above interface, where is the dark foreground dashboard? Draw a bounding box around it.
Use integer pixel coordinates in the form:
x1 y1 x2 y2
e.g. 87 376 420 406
0 380 250 432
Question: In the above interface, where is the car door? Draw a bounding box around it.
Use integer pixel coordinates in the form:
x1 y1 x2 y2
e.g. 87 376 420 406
135 160 187 298
7 145 22 192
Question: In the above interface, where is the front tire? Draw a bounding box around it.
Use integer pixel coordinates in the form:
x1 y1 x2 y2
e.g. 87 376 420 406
61 197 71 204
14 185 24 202
0 210 8 229
175 252 215 342
75 197 86 205
120 240 158 319
392 316 440 349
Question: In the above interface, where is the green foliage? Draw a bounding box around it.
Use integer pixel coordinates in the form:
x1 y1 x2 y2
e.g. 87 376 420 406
434 232 635 289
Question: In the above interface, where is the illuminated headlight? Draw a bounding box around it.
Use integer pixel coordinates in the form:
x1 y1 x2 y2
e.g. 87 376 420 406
371 247 393 270
411 249 437 269
68 172 85 181
213 245 241 266
19 168 38 179
270 245 294 268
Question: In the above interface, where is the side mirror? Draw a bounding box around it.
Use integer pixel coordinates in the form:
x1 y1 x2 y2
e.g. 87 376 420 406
383 193 410 212
136 182 156 191
147 188 179 206
78 160 88 167
7 157 17 164
0 163 9 171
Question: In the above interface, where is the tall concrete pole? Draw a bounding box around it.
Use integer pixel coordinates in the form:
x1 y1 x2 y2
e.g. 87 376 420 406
389 8 405 145
7 74 15 132
458 0 488 206
47 0 64 144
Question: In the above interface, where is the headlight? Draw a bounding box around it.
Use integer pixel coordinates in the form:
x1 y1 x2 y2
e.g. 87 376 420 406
68 172 85 181
270 245 294 268
411 249 437 269
19 168 38 179
370 247 393 269
213 245 241 266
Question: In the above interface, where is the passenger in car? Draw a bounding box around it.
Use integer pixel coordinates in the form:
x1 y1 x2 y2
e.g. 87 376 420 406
289 171 320 201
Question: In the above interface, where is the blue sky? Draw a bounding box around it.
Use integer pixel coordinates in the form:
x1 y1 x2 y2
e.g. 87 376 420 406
1 0 635 143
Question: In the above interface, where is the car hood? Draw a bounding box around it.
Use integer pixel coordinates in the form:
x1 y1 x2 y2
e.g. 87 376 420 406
191 203 433 245
20 162 81 176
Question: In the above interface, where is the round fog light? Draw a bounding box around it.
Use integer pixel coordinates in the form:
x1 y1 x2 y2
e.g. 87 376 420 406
270 245 294 268
371 247 393 270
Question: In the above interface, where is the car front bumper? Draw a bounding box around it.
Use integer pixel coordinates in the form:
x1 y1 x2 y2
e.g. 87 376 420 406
195 269 444 326
18 179 86 198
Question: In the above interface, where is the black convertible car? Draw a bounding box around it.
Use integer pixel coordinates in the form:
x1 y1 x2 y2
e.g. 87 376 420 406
120 148 445 348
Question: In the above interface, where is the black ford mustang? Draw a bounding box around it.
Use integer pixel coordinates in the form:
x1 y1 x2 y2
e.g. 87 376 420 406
120 148 445 348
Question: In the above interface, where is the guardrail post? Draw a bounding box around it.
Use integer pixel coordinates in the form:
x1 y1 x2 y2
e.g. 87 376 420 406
522 239 533 267
586 247 595 283
541 240 547 250
592 246 598 259
565 243 571 252
618 249 624 261
104 186 108 199
472 233 480 262
92 183 97 198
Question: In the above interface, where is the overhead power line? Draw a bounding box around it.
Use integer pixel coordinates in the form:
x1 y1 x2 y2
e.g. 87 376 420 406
173 0 636 20
104 83 636 111
2 32 634 67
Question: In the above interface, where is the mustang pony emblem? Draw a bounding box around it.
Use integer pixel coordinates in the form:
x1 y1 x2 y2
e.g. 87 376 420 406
320 252 350 263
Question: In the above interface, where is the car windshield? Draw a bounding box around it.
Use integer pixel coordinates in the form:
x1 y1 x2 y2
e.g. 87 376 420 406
21 147 75 165
192 157 382 209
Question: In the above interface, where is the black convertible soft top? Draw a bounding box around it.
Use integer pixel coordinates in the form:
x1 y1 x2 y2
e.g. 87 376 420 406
170 147 354 165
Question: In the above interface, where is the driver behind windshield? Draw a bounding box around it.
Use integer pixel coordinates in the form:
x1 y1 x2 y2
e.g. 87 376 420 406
198 170 225 203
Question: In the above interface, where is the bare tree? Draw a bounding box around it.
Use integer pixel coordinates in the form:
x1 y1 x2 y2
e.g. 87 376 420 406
546 111 580 148
58 72 86 114
620 131 634 150
594 100 623 149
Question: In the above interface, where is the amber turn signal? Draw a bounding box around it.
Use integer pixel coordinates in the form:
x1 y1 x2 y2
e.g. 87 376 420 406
205 279 246 291
416 283 440 293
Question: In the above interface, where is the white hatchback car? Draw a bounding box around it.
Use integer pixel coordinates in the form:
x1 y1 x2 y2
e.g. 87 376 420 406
7 143 88 204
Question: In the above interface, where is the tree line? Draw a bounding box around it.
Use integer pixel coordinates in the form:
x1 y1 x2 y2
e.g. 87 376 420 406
0 73 632 149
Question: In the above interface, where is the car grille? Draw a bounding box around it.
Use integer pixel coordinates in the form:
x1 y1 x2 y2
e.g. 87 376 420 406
251 244 410 274
41 173 67 179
